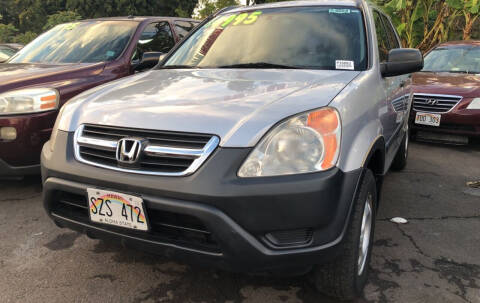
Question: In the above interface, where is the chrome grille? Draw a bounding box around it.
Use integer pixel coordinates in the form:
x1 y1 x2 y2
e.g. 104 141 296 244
413 94 462 113
74 124 219 176
391 95 409 112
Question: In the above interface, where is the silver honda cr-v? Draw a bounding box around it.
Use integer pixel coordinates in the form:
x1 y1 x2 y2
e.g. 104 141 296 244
41 0 423 299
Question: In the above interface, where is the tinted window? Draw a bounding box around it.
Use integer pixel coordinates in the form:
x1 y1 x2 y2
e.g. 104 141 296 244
0 47 15 62
165 7 368 70
373 11 390 63
175 21 197 39
381 15 400 49
136 22 175 55
423 45 480 74
9 21 137 64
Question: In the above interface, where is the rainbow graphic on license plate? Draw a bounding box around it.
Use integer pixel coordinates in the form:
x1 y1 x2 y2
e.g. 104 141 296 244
87 189 148 231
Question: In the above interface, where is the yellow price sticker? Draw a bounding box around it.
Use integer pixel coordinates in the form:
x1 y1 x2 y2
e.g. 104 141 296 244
63 22 80 30
221 11 263 28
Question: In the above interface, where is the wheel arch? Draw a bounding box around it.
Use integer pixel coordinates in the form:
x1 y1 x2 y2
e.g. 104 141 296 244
361 136 386 208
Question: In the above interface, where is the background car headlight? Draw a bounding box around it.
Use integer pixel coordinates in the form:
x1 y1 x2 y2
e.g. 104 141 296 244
238 107 341 177
0 88 59 115
467 98 480 110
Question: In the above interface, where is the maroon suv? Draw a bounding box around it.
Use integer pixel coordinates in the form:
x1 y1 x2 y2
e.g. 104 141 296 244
0 17 199 178
410 41 480 142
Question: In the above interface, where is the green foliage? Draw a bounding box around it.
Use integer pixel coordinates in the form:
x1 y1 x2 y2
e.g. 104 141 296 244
197 0 239 19
43 11 82 31
0 0 198 43
13 31 37 44
0 23 18 43
374 0 480 51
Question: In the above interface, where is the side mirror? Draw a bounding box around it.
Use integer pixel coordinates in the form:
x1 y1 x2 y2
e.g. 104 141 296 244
135 52 163 71
381 48 423 77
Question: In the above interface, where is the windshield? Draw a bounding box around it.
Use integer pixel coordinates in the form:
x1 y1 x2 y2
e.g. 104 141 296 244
164 6 367 70
422 45 480 74
9 21 137 64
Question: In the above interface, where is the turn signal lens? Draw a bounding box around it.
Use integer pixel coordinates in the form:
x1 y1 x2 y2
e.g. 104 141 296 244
307 108 341 170
40 94 58 110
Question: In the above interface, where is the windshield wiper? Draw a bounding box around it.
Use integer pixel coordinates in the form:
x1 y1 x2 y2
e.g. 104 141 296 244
422 70 478 74
449 70 475 74
159 65 197 69
218 62 299 69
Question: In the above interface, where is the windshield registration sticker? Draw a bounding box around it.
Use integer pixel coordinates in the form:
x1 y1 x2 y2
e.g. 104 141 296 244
336 60 355 70
329 8 352 14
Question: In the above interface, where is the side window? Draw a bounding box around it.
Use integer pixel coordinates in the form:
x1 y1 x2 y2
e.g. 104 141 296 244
372 11 390 63
133 22 175 61
381 15 401 49
174 21 196 40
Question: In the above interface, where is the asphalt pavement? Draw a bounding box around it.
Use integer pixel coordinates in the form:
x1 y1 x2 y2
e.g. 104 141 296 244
0 141 479 303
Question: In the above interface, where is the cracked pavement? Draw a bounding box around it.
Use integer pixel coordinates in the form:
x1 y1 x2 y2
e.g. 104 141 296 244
0 141 479 303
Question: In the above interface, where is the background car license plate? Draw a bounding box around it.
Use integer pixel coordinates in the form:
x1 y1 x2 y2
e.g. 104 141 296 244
87 188 148 231
415 112 441 126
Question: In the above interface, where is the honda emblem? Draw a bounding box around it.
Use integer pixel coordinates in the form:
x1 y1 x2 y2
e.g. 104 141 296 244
116 138 143 164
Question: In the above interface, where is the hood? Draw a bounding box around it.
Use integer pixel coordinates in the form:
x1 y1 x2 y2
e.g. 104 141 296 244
58 69 359 147
0 62 105 93
412 72 480 98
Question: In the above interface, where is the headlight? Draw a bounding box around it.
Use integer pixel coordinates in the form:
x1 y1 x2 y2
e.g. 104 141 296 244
0 88 59 115
467 98 480 110
238 107 341 177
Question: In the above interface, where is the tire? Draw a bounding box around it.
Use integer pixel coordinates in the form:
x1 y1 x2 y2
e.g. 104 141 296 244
313 169 377 300
391 125 409 171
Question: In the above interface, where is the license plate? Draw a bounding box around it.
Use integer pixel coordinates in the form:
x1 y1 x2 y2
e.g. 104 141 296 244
87 188 149 231
415 112 441 126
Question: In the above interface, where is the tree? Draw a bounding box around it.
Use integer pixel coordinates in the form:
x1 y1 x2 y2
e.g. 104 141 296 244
0 23 18 43
375 0 480 51
43 11 82 31
13 31 37 44
445 0 480 40
65 0 198 19
197 0 239 19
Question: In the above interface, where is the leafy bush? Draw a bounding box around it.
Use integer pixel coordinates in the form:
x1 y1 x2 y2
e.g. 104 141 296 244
0 23 18 43
43 11 82 31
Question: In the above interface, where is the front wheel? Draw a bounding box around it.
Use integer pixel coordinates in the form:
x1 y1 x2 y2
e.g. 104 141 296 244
313 169 377 300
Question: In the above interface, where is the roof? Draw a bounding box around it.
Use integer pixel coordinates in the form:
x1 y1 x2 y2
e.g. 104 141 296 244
437 40 480 47
78 16 199 23
0 43 23 50
228 0 363 13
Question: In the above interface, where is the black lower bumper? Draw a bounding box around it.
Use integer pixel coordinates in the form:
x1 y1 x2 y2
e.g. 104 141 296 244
0 158 40 179
42 131 363 273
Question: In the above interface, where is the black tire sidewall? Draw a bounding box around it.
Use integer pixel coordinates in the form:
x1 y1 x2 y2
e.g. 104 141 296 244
352 170 377 293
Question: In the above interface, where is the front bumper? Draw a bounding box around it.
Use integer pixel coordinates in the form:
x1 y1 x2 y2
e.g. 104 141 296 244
0 158 39 178
410 98 480 137
0 111 56 176
42 131 363 273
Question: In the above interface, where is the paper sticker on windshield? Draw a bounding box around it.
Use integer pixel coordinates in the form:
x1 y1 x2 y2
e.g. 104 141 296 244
221 11 262 28
329 8 351 14
336 60 354 70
